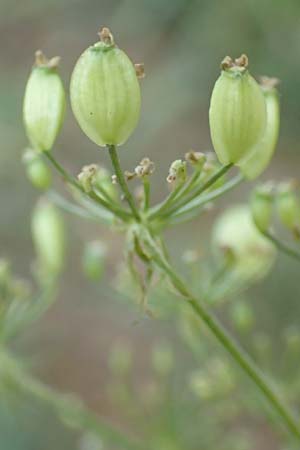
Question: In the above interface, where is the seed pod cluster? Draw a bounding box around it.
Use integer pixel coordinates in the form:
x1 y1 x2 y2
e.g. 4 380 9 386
23 51 66 152
209 55 266 165
70 27 141 147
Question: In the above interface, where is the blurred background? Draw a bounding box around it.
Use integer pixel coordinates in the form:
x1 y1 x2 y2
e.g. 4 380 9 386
1 0 300 449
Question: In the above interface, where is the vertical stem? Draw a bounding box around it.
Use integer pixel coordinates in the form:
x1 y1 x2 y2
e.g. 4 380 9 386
107 145 140 221
143 232 300 441
143 177 150 212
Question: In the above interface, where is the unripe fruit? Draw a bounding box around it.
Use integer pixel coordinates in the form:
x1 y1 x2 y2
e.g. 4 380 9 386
209 55 266 165
276 182 300 231
212 204 276 282
70 27 141 147
240 77 280 179
82 241 107 281
32 199 66 275
250 184 273 232
23 149 52 190
23 51 66 152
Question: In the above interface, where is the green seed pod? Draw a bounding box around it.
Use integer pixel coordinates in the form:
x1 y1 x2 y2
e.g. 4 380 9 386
82 241 107 281
31 199 66 275
209 55 266 165
212 204 276 282
250 184 273 232
23 149 52 190
231 300 254 333
240 77 280 179
23 51 66 152
70 27 141 147
276 182 300 232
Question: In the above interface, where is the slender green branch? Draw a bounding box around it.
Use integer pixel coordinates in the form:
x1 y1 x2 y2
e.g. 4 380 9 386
48 190 101 222
171 173 244 221
0 350 142 450
263 231 300 263
107 145 140 221
143 177 150 212
149 163 233 220
44 151 131 221
141 229 300 441
170 168 202 204
149 180 185 217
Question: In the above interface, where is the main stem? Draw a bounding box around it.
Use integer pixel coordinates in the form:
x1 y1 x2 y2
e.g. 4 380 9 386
107 145 140 221
144 232 300 441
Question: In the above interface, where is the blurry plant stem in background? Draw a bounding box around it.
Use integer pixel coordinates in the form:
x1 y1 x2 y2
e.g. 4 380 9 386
263 231 300 263
0 350 142 450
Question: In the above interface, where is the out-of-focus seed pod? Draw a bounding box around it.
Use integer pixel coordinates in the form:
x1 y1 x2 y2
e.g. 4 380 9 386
212 205 276 282
23 51 66 152
82 241 107 281
240 77 280 179
276 182 300 233
209 55 266 165
108 341 132 376
70 27 141 147
250 184 273 232
31 199 66 275
231 300 254 333
151 341 174 376
23 149 52 190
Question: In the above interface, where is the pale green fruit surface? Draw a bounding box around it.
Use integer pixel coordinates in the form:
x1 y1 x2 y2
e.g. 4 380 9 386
209 70 267 165
23 67 66 151
212 205 276 282
32 200 66 274
70 44 141 147
240 90 280 179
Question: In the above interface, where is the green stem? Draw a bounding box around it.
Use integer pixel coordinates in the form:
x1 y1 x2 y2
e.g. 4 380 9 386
171 173 244 221
48 190 101 222
143 177 150 212
150 163 233 220
149 180 185 217
142 230 300 440
44 151 131 221
1 350 142 450
107 145 140 221
263 231 300 263
171 168 201 202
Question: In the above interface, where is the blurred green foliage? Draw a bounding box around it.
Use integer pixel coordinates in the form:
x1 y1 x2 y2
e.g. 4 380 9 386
1 0 300 449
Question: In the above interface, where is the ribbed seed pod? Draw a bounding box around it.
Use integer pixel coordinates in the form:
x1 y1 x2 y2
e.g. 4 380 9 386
70 27 141 147
212 204 276 282
209 55 266 165
240 77 280 179
276 182 300 231
250 184 273 232
32 199 66 275
23 51 66 152
23 149 52 190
